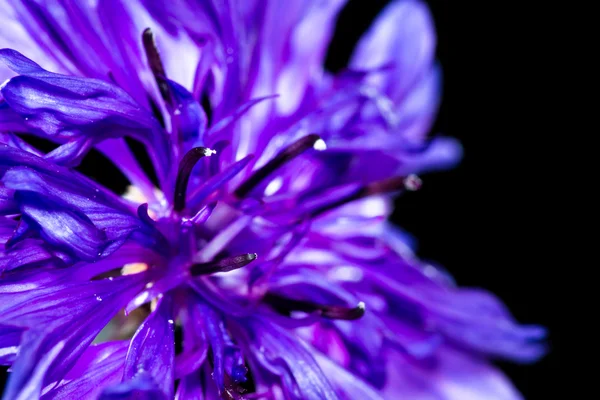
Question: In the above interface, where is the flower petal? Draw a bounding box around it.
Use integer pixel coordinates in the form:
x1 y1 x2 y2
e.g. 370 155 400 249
1 147 167 263
351 0 436 105
0 49 170 175
0 274 145 400
98 371 167 400
0 324 23 365
15 191 107 261
117 296 175 399
238 317 339 400
382 347 524 400
41 341 129 400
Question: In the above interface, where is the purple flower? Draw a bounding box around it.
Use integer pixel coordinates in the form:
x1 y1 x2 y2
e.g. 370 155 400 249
0 1 545 399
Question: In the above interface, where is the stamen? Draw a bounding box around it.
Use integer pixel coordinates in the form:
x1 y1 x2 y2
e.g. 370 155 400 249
190 253 257 276
174 147 215 211
263 292 366 321
311 174 422 218
142 28 170 104
234 134 324 198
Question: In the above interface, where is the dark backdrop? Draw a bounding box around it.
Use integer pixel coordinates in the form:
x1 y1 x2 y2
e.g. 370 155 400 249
1 1 559 398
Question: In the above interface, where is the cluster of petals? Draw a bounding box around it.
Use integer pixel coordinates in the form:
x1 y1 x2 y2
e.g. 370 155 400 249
0 1 544 399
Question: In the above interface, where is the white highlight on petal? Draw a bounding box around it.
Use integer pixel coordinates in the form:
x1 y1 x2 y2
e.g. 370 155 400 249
264 177 283 196
16 340 65 400
328 265 364 282
0 346 18 359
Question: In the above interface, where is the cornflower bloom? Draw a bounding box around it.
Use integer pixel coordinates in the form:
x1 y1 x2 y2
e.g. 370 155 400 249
0 1 545 399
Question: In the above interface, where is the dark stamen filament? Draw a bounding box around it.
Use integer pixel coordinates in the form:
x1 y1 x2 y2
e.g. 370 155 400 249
191 253 257 276
142 28 171 104
174 147 214 211
234 134 325 198
263 292 366 321
311 174 422 218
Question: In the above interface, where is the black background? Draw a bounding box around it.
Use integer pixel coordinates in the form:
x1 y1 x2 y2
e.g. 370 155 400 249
1 0 560 398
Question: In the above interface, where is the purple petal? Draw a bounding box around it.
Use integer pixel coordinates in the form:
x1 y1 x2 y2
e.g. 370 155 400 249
120 296 175 398
351 0 436 105
199 303 248 392
98 371 167 400
0 49 170 177
0 274 146 400
366 267 547 363
266 0 348 116
175 373 204 400
175 296 208 379
41 341 129 400
15 191 107 261
0 324 23 365
0 1 66 81
382 347 523 400
0 239 62 275
168 79 207 146
0 186 17 214
2 0 166 107
1 147 167 262
238 317 338 400
315 352 383 400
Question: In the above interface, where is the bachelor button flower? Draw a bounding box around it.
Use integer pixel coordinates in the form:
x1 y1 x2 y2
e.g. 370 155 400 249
0 1 545 399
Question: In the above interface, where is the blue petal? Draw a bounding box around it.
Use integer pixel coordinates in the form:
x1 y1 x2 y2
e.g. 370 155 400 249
168 79 207 146
175 296 208 379
367 265 547 363
0 274 146 400
199 303 248 393
41 341 129 400
0 49 170 175
239 317 339 400
350 0 436 105
15 191 107 261
0 146 167 263
382 347 524 400
0 187 17 215
115 296 175 399
98 371 167 400
0 324 23 365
